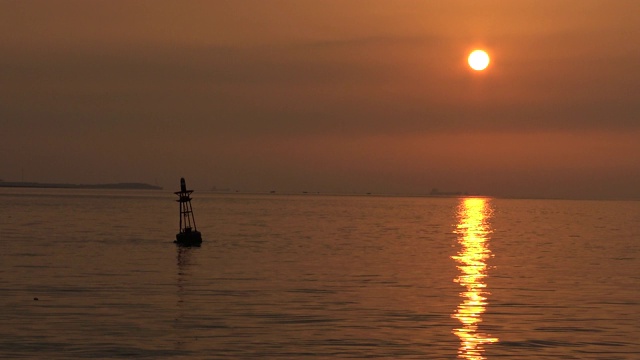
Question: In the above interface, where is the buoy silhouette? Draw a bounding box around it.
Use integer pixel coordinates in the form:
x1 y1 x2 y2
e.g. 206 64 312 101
174 178 202 246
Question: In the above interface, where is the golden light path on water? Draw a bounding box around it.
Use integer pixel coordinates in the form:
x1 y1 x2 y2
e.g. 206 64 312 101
452 198 498 359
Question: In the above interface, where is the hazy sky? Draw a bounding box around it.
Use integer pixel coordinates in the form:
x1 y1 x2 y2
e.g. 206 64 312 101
2 0 639 199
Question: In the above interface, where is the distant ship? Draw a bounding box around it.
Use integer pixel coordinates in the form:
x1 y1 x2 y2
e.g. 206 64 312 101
174 178 202 246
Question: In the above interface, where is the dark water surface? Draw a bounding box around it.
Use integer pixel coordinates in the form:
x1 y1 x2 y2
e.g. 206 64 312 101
1 189 639 359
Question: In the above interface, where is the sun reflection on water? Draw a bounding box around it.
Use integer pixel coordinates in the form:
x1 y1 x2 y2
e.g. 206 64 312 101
452 197 498 359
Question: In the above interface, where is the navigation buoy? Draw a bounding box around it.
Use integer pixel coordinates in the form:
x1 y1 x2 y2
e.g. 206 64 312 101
174 178 202 246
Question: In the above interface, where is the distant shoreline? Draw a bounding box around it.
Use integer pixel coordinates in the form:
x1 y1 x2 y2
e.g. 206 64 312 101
0 181 162 190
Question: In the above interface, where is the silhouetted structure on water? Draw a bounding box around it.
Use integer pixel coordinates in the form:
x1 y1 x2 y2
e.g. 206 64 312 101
174 178 202 246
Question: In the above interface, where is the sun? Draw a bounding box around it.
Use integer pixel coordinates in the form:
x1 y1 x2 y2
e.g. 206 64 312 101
468 50 490 71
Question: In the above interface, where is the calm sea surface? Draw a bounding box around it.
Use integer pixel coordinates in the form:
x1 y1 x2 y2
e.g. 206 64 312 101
1 188 639 359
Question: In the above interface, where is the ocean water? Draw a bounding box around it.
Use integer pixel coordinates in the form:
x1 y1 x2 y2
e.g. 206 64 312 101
1 188 639 359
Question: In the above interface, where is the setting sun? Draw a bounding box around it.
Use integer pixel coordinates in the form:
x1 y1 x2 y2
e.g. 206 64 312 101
468 50 490 71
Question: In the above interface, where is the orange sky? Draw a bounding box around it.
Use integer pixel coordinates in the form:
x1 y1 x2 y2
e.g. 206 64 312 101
1 0 639 198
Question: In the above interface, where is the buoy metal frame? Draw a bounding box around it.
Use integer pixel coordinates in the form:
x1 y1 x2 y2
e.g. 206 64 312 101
174 177 202 246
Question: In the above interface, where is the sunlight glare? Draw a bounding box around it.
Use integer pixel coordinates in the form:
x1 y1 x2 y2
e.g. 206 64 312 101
452 197 498 359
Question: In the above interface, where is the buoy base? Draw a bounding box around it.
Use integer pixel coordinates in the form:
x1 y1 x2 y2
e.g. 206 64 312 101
175 230 202 246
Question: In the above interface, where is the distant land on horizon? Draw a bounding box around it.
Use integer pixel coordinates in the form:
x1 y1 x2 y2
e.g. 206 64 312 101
0 181 162 190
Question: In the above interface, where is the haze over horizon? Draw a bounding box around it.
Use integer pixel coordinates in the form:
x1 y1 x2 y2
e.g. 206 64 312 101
2 1 640 200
